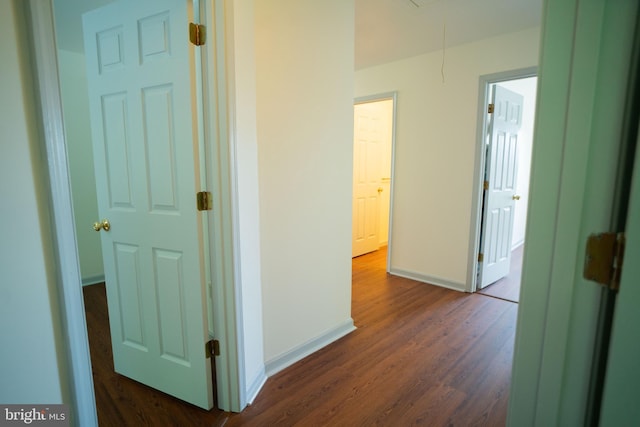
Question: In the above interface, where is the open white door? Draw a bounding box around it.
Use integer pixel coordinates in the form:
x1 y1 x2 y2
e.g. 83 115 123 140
352 102 384 257
83 0 213 409
478 85 524 289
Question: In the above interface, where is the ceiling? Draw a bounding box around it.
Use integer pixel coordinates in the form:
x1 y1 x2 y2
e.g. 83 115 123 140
355 0 542 69
53 0 542 70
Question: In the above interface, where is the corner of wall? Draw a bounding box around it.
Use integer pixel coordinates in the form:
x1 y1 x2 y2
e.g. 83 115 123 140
225 0 266 407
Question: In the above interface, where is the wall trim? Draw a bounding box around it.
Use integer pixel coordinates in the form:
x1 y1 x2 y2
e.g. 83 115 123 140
390 268 466 292
264 319 356 377
511 240 525 252
82 275 105 287
245 368 267 404
509 0 638 423
204 0 244 412
25 2 97 425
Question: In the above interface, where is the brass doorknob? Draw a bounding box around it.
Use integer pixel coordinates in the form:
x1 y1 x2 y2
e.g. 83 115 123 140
512 195 521 201
378 187 383 194
92 219 111 232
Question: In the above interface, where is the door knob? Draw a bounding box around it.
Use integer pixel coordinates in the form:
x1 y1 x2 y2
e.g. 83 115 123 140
512 195 521 201
92 219 111 232
378 187 383 194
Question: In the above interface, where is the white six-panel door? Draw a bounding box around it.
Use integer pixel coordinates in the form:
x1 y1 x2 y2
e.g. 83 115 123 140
353 103 384 257
83 0 213 409
478 85 523 289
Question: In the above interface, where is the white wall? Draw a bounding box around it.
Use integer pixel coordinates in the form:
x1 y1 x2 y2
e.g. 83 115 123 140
0 0 68 404
355 27 540 290
497 77 537 249
57 48 104 284
255 0 355 366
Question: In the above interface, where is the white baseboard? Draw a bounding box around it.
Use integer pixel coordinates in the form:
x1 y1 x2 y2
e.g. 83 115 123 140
264 319 356 377
245 368 267 405
82 275 105 286
389 268 466 292
511 240 525 251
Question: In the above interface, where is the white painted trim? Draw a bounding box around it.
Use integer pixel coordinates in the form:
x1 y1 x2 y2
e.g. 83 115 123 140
203 0 244 412
509 0 638 423
467 66 538 293
390 268 466 292
511 240 525 252
354 91 398 274
245 369 267 404
354 92 396 105
81 275 105 287
25 2 97 426
264 320 356 377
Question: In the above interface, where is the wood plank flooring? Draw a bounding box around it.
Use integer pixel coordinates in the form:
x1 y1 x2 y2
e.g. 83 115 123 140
478 245 524 303
83 281 229 426
84 247 517 426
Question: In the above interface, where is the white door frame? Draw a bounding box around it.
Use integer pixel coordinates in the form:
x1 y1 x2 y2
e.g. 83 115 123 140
467 67 537 293
508 0 638 423
25 1 243 424
354 92 398 272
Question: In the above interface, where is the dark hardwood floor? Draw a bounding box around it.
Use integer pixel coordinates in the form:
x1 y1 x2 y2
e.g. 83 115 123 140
83 281 229 426
478 245 524 303
84 247 517 426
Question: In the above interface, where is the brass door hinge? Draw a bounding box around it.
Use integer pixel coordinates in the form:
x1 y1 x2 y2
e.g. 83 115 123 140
483 180 489 191
189 23 206 46
584 232 625 291
206 339 220 358
478 253 484 262
488 103 495 114
196 191 213 211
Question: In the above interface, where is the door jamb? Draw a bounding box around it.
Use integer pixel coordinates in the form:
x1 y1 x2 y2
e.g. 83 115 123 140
25 2 96 424
203 0 244 412
467 67 537 293
353 92 398 272
24 0 242 422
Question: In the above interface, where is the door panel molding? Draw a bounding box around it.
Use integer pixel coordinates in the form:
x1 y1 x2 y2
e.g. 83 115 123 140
83 0 214 408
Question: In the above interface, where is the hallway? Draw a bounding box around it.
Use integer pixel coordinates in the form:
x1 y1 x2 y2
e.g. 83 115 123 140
84 247 517 426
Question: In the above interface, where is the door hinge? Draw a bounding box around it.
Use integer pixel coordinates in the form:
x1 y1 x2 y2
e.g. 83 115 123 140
189 23 206 46
584 232 625 291
196 191 213 211
478 253 484 262
206 339 220 358
483 180 489 191
488 103 495 114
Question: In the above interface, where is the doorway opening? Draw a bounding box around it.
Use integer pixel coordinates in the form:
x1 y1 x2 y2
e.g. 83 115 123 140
28 0 242 421
54 0 218 411
352 93 396 272
470 71 538 303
